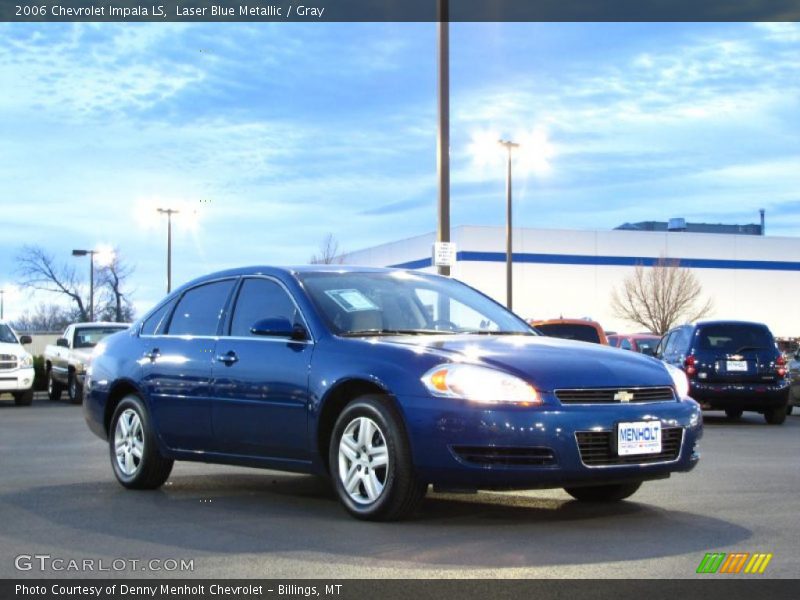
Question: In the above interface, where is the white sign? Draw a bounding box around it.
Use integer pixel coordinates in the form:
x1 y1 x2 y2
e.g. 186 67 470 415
617 421 662 456
433 242 457 267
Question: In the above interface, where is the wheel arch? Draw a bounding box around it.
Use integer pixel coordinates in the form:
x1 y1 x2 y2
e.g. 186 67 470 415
104 379 147 436
316 377 405 473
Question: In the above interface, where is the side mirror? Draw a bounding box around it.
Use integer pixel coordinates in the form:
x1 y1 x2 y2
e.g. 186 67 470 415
56 338 69 348
250 318 307 341
19 335 32 345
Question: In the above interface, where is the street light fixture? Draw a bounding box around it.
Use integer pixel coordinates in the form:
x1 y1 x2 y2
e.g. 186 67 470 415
72 249 97 321
498 139 519 311
157 208 179 293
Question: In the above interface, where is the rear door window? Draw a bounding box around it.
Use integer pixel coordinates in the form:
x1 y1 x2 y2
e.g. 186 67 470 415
167 280 236 336
537 323 601 344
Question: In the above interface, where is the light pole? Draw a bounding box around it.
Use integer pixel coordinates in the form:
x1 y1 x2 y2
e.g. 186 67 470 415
72 249 97 321
436 0 450 279
0 288 5 321
498 139 519 310
157 208 179 293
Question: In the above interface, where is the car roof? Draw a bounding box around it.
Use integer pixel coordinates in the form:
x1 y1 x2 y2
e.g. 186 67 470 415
178 265 419 289
531 318 603 327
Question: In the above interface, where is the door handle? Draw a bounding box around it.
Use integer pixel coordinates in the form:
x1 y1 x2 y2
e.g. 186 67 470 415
143 348 160 361
216 351 239 365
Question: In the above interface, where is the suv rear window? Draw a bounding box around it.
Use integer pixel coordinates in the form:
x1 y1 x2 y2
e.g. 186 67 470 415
536 323 601 344
697 323 775 353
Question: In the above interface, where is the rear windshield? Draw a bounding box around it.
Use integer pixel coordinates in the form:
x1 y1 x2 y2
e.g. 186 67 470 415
536 323 601 344
636 338 659 353
73 326 128 349
697 324 775 353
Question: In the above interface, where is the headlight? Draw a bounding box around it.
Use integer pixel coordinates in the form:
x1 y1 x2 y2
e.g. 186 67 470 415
421 363 540 405
19 354 33 369
665 363 689 399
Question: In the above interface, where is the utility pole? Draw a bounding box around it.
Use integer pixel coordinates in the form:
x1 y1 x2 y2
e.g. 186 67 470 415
499 139 519 310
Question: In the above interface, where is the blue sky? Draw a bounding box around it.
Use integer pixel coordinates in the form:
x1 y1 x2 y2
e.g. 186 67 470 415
1 22 799 320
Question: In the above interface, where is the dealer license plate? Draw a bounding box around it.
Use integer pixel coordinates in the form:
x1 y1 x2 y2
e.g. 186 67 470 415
726 360 748 372
617 421 662 456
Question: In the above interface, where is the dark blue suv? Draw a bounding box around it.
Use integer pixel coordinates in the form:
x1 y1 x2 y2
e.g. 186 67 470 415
656 320 790 425
84 266 701 520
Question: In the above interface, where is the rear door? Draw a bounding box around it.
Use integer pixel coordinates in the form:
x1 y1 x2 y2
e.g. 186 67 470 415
141 278 236 452
694 323 778 384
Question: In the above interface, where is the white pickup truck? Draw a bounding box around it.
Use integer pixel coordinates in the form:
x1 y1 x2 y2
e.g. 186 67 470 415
0 322 35 406
44 322 130 403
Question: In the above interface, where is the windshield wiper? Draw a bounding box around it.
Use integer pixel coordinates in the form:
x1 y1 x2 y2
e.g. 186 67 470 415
461 330 533 336
341 329 454 337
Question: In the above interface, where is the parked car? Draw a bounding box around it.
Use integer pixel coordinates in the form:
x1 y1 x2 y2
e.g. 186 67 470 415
608 333 661 356
0 322 34 406
85 267 701 521
656 320 790 424
529 318 609 345
45 322 130 404
788 350 800 415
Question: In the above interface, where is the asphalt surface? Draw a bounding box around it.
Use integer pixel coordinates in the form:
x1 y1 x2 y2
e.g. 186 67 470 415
1 393 798 579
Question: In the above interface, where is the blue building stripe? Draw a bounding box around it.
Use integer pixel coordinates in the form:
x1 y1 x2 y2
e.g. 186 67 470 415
389 252 800 272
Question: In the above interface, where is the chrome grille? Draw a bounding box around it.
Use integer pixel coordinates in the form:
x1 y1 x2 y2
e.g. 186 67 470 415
0 354 17 371
555 386 675 404
575 427 683 466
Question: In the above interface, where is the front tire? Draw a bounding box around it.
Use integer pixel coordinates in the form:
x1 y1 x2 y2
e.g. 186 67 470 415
329 395 426 521
764 404 787 425
67 374 83 404
47 369 63 401
109 395 173 489
564 482 642 502
13 389 33 406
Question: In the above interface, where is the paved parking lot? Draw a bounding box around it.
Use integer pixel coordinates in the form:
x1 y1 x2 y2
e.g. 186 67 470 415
1 394 798 579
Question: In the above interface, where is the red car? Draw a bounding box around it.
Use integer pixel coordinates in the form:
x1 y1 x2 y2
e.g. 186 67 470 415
608 333 661 356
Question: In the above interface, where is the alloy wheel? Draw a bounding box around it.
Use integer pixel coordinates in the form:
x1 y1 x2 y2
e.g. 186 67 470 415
338 416 389 504
114 409 144 476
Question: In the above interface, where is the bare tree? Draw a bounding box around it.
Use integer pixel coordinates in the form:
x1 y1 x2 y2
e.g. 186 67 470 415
611 256 714 335
310 234 345 264
15 245 89 321
96 251 136 323
10 303 76 333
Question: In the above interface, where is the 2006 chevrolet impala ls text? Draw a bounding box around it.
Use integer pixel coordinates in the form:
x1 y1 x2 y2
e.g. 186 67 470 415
84 266 702 520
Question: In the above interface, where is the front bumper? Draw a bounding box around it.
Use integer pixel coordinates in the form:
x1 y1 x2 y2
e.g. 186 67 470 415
400 394 702 490
689 380 790 410
0 368 35 393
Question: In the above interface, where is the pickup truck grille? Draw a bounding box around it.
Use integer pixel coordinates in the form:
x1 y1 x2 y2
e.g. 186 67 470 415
0 354 17 371
556 386 676 404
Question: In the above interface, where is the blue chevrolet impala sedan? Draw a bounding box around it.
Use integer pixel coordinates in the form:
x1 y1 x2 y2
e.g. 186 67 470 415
84 266 702 520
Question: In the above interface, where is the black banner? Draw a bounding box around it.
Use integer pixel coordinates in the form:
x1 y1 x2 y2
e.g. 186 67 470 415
3 580 800 600
2 0 800 22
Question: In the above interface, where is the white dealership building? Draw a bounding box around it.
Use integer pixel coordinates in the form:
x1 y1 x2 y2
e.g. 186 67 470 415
341 224 800 337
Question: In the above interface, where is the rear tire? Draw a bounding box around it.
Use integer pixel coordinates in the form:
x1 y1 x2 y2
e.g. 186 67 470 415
565 482 642 502
764 405 787 425
13 389 33 406
725 408 743 420
47 369 63 401
109 395 173 489
67 374 83 404
329 395 426 521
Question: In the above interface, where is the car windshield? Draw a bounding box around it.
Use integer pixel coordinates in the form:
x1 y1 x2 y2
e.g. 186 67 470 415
0 324 18 344
73 326 127 348
536 323 601 344
697 324 774 353
297 271 535 336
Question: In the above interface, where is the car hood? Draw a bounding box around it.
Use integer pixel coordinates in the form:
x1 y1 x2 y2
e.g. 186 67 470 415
0 341 26 357
378 334 673 391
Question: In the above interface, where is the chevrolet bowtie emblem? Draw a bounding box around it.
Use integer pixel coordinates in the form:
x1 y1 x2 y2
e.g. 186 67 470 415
615 391 634 403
